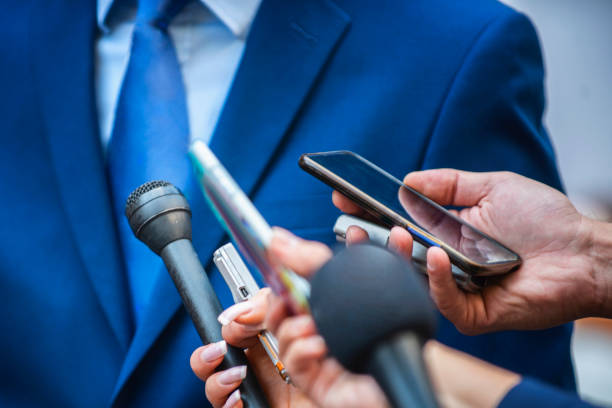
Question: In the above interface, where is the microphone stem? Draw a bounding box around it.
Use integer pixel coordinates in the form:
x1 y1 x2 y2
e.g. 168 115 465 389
161 239 219 341
366 332 439 408
161 239 267 407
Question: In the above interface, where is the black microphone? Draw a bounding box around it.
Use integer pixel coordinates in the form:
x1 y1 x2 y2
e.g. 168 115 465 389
125 181 267 408
309 244 439 408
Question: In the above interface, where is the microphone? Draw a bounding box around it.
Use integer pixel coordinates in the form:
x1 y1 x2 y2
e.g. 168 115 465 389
125 181 267 408
309 244 439 408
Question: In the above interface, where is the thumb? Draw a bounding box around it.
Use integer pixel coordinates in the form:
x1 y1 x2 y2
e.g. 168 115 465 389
426 247 467 327
404 169 501 207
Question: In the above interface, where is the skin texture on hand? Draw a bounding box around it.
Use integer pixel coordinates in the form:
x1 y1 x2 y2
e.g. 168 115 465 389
587 219 612 317
189 287 315 408
266 229 390 408
334 169 606 333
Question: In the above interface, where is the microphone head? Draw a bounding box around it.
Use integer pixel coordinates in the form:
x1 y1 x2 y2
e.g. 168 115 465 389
124 181 192 254
309 244 436 373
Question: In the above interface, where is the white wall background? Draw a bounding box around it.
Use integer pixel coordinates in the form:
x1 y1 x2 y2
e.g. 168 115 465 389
501 1 612 405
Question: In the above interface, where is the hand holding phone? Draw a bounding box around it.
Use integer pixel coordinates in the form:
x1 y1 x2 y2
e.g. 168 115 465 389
300 151 521 278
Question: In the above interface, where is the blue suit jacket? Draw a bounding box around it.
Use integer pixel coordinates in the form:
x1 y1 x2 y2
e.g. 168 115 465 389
0 0 575 406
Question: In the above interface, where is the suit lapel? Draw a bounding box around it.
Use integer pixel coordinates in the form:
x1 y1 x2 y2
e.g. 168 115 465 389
31 0 133 351
209 0 351 197
193 0 351 275
110 0 350 400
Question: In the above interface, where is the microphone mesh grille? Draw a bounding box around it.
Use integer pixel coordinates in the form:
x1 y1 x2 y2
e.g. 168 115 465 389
125 180 171 213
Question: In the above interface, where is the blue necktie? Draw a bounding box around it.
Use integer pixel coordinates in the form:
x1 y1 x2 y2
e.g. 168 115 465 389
108 0 191 324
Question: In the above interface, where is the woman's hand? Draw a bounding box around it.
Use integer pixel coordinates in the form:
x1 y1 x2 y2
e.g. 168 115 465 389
190 288 315 407
265 228 392 408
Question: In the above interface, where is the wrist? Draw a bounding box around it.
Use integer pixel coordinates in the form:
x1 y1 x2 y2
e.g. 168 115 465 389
583 217 612 318
424 341 521 408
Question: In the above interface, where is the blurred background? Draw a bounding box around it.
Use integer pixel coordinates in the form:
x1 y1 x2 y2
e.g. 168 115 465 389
502 0 612 405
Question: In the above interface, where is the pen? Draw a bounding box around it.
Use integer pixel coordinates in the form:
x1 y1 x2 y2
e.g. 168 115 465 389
214 243 292 384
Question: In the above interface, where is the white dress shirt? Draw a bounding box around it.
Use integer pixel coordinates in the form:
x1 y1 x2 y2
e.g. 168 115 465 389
95 0 260 323
95 0 261 153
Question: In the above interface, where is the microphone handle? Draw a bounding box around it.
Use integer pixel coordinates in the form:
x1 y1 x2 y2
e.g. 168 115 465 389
366 332 439 408
161 239 268 408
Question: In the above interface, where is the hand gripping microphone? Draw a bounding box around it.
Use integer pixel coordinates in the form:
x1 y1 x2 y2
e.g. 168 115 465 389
125 181 267 408
309 244 439 408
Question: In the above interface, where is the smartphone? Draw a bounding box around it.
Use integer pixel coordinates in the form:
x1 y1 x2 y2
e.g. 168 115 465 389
299 151 521 276
189 140 310 313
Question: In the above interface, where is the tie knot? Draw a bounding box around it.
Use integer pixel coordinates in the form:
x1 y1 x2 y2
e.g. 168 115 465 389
136 0 190 28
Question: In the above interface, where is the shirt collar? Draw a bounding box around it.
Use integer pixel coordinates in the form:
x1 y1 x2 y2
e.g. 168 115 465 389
97 0 261 38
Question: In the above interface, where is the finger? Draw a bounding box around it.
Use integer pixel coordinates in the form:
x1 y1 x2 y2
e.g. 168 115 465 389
217 290 273 348
217 300 256 327
404 169 501 207
222 390 243 408
332 190 368 216
221 321 262 349
190 341 228 382
282 334 328 374
265 293 290 335
387 226 413 260
205 366 247 408
269 227 332 277
345 225 369 245
234 288 270 326
426 247 467 325
276 315 318 357
332 191 380 223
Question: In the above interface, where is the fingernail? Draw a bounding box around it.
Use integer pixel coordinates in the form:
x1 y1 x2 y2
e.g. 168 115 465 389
222 389 241 408
200 340 227 362
218 301 254 326
218 365 247 385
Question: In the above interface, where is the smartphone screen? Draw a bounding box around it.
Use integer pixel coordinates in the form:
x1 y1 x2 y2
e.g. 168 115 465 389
300 151 520 271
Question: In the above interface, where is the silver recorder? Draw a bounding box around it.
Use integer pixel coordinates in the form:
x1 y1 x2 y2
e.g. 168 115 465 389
333 215 482 292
